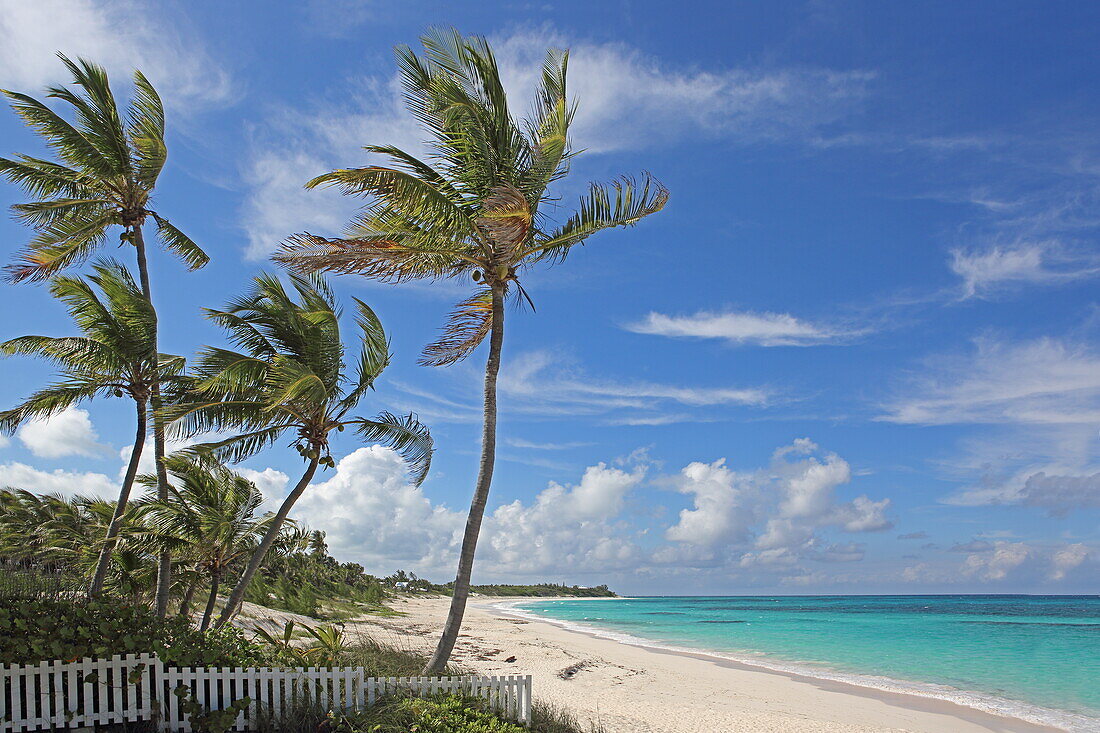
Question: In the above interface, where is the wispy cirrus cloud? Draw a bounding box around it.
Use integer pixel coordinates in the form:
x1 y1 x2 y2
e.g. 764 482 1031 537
949 241 1100 299
884 335 1100 511
498 350 770 424
240 27 872 258
626 309 867 347
880 336 1100 426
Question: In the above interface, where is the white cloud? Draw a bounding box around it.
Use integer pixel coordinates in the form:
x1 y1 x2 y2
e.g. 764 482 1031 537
240 28 870 257
492 29 873 154
666 459 755 546
0 0 231 109
665 439 892 567
498 350 769 423
504 438 592 451
0 461 117 500
292 446 464 575
237 467 292 509
626 310 864 347
961 541 1031 581
0 434 8 448
290 446 646 578
241 150 355 261
1050 543 1089 580
950 242 1099 298
17 407 108 459
484 462 646 575
881 336 1100 426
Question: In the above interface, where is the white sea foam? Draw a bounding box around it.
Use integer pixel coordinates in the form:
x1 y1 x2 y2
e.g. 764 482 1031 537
490 600 1100 733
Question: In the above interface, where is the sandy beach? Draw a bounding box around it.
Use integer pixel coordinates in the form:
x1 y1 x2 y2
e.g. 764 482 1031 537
244 596 1066 733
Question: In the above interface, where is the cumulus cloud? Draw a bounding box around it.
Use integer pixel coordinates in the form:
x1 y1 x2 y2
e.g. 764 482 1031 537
0 461 117 499
961 541 1031 581
0 0 231 109
626 310 865 347
287 446 647 579
240 28 870 257
665 439 892 568
949 242 1099 299
17 407 108 459
484 462 646 575
1050 543 1089 580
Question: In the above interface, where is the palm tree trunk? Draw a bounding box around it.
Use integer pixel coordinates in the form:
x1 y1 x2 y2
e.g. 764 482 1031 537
131 224 173 617
89 398 147 597
423 286 505 675
199 569 221 631
178 573 201 618
214 457 320 628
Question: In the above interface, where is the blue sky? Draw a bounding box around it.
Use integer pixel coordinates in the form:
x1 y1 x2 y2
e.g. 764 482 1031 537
0 0 1098 594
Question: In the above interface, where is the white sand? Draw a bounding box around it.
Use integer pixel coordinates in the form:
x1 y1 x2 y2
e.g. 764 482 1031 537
300 596 1064 733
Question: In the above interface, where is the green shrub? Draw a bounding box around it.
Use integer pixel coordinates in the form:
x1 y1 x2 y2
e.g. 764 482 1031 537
0 598 264 667
322 695 525 733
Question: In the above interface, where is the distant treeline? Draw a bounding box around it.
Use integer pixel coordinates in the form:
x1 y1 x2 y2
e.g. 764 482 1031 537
469 583 616 597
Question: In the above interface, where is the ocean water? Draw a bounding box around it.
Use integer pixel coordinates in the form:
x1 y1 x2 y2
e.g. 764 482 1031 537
505 595 1100 731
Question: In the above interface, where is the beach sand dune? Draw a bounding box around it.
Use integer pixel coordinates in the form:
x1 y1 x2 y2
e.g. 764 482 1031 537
274 596 1063 733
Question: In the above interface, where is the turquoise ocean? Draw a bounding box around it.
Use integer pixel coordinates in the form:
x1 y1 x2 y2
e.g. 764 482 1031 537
504 596 1100 731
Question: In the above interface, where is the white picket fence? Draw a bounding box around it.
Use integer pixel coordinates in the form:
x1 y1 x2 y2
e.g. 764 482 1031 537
0 654 532 732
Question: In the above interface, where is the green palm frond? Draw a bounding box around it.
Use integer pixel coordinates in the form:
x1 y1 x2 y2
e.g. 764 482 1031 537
151 213 209 270
351 411 434 486
524 174 669 263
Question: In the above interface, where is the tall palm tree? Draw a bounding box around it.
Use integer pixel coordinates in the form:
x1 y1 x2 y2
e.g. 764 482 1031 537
166 273 434 627
274 29 668 672
0 55 208 615
141 456 274 631
0 260 185 596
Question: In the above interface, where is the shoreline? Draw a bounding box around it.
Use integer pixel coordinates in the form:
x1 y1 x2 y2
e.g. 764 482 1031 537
268 595 1095 733
491 599 1091 733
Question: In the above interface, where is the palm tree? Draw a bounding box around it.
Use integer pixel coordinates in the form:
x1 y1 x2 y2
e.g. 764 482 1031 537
141 456 274 631
274 29 668 672
166 273 433 628
0 260 185 596
0 55 208 615
0 488 152 598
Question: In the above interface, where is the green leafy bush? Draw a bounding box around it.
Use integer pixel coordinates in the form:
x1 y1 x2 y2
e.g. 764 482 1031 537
322 695 526 733
0 598 263 667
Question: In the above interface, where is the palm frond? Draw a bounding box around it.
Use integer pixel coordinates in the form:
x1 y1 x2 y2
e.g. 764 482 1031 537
128 69 166 187
276 233 473 283
351 411 434 486
150 212 208 270
523 174 669 264
419 288 494 367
